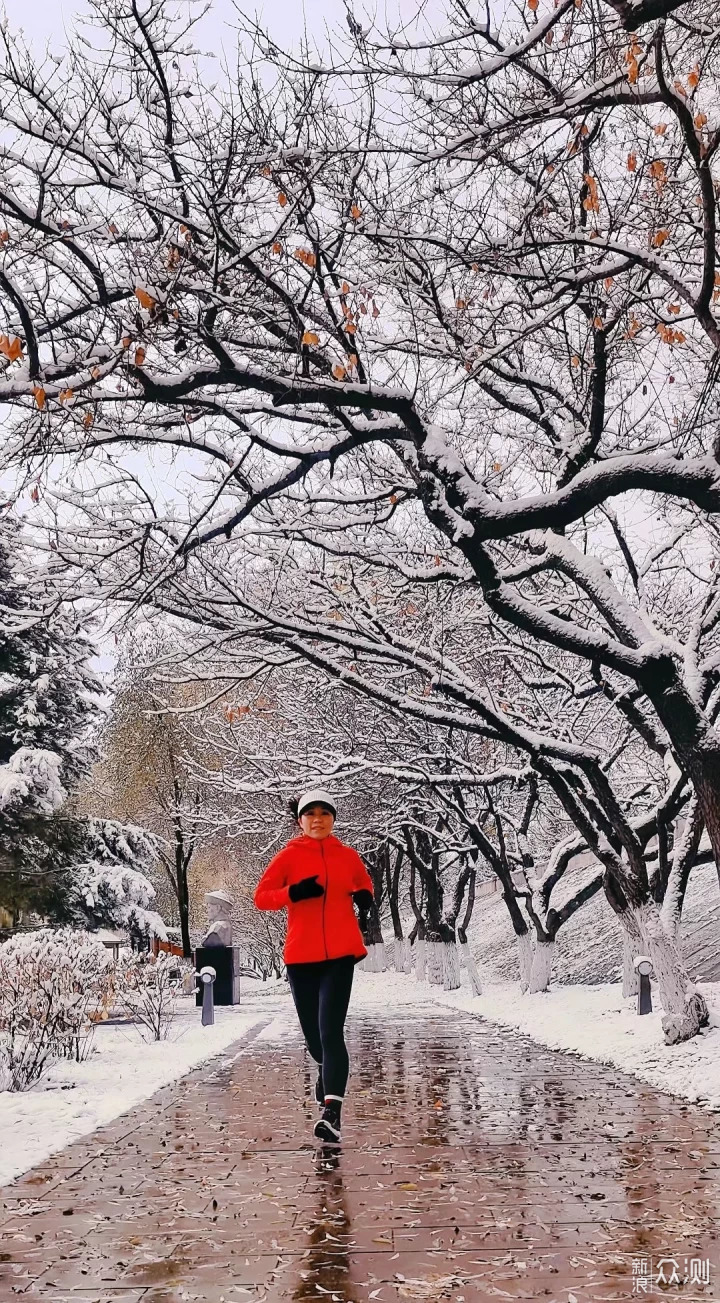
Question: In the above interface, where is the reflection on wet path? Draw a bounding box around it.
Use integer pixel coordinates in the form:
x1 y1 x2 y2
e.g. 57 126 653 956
1 996 719 1300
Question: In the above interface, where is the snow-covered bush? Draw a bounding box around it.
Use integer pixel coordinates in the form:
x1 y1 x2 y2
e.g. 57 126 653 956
0 929 115 1091
118 951 181 1042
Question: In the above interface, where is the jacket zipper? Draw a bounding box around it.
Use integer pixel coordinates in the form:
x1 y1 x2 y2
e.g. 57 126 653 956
320 840 329 960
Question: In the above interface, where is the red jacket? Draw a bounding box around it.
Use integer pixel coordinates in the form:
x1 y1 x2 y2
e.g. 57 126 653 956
254 834 374 964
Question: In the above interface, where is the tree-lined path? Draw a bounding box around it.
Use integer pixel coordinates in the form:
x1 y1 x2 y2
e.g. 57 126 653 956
1 995 719 1302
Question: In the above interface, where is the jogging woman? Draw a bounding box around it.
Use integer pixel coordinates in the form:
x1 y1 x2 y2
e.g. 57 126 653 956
253 789 374 1144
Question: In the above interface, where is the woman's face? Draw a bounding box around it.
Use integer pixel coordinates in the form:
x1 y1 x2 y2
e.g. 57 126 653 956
299 805 335 840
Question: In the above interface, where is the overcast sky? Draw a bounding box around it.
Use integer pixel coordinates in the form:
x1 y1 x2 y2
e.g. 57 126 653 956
2 0 341 52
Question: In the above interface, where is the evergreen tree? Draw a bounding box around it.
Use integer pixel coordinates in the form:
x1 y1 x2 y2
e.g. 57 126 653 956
0 523 165 937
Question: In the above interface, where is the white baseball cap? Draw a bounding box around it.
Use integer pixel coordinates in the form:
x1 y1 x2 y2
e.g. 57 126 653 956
297 789 337 819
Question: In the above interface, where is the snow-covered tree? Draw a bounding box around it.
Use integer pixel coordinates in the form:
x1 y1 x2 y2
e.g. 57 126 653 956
0 523 101 923
92 641 214 956
73 818 167 943
0 1 719 1038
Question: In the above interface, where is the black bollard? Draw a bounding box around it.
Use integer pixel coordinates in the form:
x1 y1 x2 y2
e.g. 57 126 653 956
633 956 653 1015
196 965 217 1026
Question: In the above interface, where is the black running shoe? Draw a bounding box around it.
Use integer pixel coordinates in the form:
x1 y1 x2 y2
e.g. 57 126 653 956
314 1105 341 1145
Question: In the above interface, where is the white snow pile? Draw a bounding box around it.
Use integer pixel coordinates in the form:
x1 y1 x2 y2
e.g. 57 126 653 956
0 746 65 814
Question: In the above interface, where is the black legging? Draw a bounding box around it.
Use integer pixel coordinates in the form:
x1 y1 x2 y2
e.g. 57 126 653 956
286 956 355 1098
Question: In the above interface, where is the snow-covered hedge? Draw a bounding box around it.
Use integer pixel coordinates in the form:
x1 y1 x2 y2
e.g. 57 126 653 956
0 929 115 1091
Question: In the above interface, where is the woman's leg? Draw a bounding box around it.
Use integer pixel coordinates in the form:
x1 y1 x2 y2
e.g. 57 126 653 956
286 962 324 1070
317 957 355 1099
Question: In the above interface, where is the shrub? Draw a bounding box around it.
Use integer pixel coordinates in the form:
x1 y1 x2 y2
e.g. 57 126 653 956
0 929 115 1091
118 951 184 1042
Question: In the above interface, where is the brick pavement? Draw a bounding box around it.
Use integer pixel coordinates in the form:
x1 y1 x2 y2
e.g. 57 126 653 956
1 993 719 1301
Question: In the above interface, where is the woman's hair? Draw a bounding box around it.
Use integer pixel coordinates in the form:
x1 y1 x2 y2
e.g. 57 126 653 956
287 796 300 822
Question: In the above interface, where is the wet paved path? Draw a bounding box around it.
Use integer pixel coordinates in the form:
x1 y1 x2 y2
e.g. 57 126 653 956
2 991 720 1301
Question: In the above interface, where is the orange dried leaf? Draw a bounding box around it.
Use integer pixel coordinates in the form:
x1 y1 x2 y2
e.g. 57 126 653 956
668 303 680 314
277 192 288 207
528 0 538 10
301 330 319 346
33 387 46 410
593 316 604 328
583 175 600 212
654 123 667 136
492 461 502 472
350 203 362 219
695 112 708 129
571 355 581 367
0 230 9 243
122 335 132 349
0 335 23 361
673 79 686 98
134 287 156 311
627 152 637 172
134 346 146 365
604 277 614 290
652 229 669 247
688 65 701 91
83 410 94 428
342 281 350 294
271 241 283 254
348 353 358 368
345 322 357 334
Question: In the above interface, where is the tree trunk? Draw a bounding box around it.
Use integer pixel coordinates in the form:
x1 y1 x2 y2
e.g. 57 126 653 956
442 941 462 990
516 931 534 993
394 936 412 972
528 938 555 993
177 857 192 959
623 900 708 1044
416 932 427 979
424 940 443 984
386 848 405 942
458 941 483 995
622 928 640 998
359 942 386 972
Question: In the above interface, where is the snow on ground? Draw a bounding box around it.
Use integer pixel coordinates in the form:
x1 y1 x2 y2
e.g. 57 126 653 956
354 969 720 1113
467 860 720 985
0 980 289 1187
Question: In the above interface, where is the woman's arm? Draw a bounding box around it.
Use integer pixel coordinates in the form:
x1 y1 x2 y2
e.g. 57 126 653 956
254 848 293 911
349 851 374 898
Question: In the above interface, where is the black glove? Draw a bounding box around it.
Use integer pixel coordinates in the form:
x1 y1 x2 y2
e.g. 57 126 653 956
288 875 325 902
352 889 374 915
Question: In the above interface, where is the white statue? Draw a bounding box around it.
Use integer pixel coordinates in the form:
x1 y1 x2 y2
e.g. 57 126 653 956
201 888 234 947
